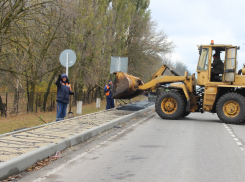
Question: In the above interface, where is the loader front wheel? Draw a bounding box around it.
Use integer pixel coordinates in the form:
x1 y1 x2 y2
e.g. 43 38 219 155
182 112 191 118
216 93 245 124
155 91 185 120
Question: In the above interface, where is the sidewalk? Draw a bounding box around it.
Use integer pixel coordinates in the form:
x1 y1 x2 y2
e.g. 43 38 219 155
0 101 155 180
0 110 133 163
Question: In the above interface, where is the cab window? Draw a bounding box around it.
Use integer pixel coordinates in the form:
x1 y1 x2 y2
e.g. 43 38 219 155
197 48 209 70
226 48 236 68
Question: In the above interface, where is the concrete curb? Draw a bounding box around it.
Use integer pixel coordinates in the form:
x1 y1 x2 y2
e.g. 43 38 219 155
0 105 154 180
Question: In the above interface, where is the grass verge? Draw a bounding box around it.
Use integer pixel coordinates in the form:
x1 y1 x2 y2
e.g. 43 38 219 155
0 96 147 134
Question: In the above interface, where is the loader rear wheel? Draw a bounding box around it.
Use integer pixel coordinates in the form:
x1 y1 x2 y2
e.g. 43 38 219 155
216 93 245 124
155 91 185 120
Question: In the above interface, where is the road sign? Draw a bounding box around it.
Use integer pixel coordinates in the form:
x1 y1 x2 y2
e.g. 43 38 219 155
110 56 128 73
59 49 76 77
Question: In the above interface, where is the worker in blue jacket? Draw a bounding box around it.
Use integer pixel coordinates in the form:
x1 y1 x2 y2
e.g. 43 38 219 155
55 74 74 121
104 80 114 110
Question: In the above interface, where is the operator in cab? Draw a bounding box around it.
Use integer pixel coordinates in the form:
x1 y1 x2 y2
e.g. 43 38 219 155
211 53 224 81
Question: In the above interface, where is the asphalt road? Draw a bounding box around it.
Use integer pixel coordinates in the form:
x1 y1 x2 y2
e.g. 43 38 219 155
18 112 245 182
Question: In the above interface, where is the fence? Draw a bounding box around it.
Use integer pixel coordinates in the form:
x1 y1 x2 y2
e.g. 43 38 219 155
0 92 57 117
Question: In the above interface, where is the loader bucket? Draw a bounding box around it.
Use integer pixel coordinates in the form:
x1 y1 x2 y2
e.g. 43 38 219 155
112 72 144 99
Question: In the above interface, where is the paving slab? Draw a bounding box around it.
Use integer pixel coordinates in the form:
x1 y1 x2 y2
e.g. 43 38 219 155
0 110 133 163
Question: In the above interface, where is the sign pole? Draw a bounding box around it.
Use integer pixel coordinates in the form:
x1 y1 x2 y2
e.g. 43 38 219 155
59 49 76 76
66 52 69 77
118 57 120 71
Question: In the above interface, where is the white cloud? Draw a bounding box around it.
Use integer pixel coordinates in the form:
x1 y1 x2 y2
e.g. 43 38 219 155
165 53 182 62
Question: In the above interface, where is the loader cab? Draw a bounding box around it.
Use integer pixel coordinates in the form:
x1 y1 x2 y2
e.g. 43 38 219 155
196 43 238 85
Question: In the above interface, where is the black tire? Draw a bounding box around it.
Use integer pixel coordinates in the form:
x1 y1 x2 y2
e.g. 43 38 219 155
155 91 185 119
216 93 245 124
180 94 190 118
182 112 191 117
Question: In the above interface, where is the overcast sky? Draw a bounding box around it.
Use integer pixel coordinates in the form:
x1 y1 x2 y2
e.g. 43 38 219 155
149 0 245 74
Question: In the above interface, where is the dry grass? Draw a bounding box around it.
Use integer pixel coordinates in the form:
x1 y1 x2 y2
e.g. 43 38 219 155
0 95 147 134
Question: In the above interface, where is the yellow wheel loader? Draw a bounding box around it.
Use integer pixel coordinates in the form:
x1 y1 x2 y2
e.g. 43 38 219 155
112 41 245 124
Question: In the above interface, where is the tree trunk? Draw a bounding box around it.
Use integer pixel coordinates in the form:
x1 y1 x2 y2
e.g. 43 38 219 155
86 90 90 104
83 91 86 103
13 88 19 113
28 81 35 112
97 86 102 99
77 82 84 101
43 69 59 111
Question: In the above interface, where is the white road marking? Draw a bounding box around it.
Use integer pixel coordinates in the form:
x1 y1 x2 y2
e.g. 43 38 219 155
223 124 245 152
32 113 155 182
237 142 242 146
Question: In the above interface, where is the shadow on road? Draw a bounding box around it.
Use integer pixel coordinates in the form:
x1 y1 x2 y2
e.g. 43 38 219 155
182 115 245 125
154 112 245 125
181 117 220 123
154 115 220 124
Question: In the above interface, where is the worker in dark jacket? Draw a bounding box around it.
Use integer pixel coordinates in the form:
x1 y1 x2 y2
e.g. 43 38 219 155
55 74 74 121
104 80 114 110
